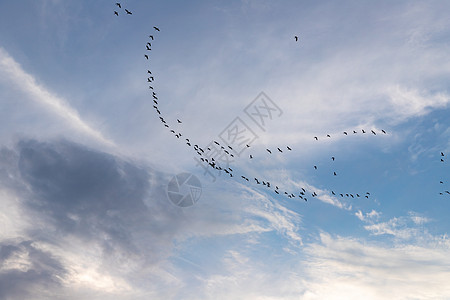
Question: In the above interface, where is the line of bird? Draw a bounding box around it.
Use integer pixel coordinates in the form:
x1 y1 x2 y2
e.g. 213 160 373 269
130 9 373 203
439 152 449 196
114 2 132 16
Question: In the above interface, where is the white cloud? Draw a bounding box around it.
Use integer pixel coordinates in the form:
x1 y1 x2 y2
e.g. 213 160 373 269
302 232 450 300
0 47 115 148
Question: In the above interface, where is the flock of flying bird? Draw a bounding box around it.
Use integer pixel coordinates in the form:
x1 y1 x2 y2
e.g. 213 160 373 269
114 2 449 202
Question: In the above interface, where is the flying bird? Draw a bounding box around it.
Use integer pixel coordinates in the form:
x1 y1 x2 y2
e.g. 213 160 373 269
149 35 154 40
153 26 160 31
277 147 283 153
441 152 445 156
371 130 376 135
177 119 182 123
294 36 298 41
116 3 121 8
146 45 151 51
266 149 272 154
114 11 119 16
314 165 317 170
332 156 335 161
144 54 149 59
287 146 292 150
314 136 318 140
125 9 132 15
382 130 386 134
343 132 347 135
362 129 366 133
333 172 337 176
249 155 253 159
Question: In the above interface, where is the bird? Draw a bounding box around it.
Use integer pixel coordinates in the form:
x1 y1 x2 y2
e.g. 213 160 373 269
362 129 366 133
146 45 151 51
327 134 331 138
343 132 348 135
116 3 121 8
314 136 318 140
382 130 386 134
314 165 317 170
277 147 283 153
332 156 335 161
147 42 152 47
371 130 376 135
294 36 298 41
177 119 182 123
125 9 132 15
332 191 335 195
149 35 154 40
144 54 149 59
287 146 292 150
249 155 253 159
153 26 160 31
441 152 445 156
353 130 357 134
246 144 250 148
333 172 337 176
440 181 443 184
114 11 119 16
266 149 272 154
147 70 152 74
441 159 445 162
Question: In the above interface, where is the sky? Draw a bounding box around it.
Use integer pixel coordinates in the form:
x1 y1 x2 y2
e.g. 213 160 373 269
1 0 450 299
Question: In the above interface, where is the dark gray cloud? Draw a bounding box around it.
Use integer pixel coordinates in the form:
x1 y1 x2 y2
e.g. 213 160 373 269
0 138 191 298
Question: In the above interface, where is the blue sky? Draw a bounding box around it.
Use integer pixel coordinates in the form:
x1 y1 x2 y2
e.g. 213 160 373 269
1 0 450 299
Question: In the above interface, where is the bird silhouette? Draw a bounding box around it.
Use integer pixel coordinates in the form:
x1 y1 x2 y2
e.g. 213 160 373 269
371 130 376 135
125 9 132 15
266 149 272 154
114 11 119 16
153 26 160 31
149 35 154 40
277 147 283 153
362 129 366 133
314 165 317 170
314 136 318 140
333 172 337 176
343 132 348 135
332 157 335 161
144 54 149 59
294 36 298 41
177 119 182 123
441 152 445 156
353 130 357 134
146 45 151 51
287 146 292 150
327 134 331 138
382 130 386 134
116 3 121 8
249 155 253 159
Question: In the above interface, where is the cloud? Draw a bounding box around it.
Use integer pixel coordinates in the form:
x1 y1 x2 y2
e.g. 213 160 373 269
0 47 115 148
302 232 450 300
0 137 307 299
